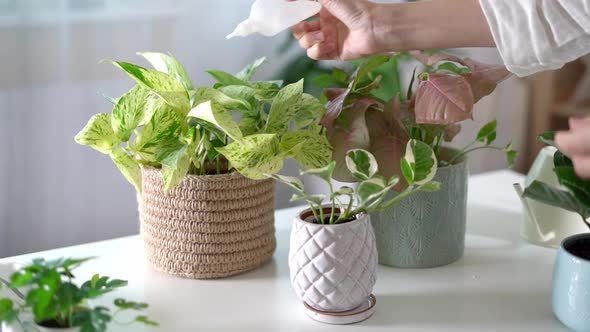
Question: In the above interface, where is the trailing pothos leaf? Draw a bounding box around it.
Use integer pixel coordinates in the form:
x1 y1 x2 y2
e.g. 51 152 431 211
320 52 515 178
523 132 590 230
76 53 332 192
270 142 440 224
0 258 157 332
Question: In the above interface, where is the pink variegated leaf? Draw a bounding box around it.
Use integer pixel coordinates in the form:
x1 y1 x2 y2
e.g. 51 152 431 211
321 88 351 129
461 58 512 102
365 98 410 190
410 51 462 67
328 98 382 182
443 124 462 142
415 74 474 125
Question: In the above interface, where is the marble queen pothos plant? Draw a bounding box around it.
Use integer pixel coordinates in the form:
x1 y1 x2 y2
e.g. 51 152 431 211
75 53 332 191
320 51 517 183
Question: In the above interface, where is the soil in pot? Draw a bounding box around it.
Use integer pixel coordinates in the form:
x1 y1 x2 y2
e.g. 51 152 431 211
300 207 356 225
565 236 590 260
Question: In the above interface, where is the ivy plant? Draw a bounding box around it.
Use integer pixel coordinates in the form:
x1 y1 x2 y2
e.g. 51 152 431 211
75 53 332 192
270 140 440 224
523 132 590 230
0 258 157 332
318 52 517 182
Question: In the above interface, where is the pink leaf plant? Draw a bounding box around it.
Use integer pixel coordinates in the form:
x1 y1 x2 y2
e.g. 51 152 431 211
320 51 514 183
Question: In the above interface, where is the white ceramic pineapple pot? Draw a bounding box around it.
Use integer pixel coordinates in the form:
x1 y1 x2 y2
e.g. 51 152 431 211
289 207 378 324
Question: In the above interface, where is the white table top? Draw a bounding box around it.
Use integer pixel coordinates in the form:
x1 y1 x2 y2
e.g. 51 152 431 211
0 170 569 332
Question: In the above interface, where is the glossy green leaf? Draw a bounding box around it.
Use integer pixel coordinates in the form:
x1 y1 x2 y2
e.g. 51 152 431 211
353 55 390 89
138 52 194 91
109 147 142 192
293 94 326 130
135 315 159 326
280 128 332 170
219 85 257 104
539 131 556 146
0 298 18 323
268 174 305 193
400 158 415 185
111 85 154 142
437 62 472 75
190 87 251 110
207 70 249 86
345 149 378 181
236 57 267 81
188 101 243 141
75 114 120 154
216 134 283 180
404 140 437 185
265 80 304 134
476 120 497 145
134 102 185 160
161 145 191 192
505 143 518 168
301 161 336 183
114 298 149 310
554 166 590 207
524 180 590 219
357 176 392 205
107 60 190 110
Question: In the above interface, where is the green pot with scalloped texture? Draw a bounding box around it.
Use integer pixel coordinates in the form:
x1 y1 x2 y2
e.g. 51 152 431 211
370 148 469 268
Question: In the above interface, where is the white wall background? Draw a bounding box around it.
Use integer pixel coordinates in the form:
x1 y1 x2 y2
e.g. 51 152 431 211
0 0 527 257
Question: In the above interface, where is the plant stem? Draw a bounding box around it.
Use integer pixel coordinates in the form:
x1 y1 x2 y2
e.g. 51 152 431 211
378 185 420 210
449 145 505 165
328 182 336 224
0 277 25 300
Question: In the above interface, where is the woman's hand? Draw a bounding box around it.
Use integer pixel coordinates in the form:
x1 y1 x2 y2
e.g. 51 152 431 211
291 0 495 61
556 118 590 179
292 0 382 60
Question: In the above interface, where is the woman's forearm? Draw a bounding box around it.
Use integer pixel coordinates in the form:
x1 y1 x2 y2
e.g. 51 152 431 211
371 0 496 53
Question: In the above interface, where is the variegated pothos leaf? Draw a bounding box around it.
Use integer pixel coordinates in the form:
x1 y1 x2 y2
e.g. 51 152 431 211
216 134 283 180
107 60 190 111
75 113 120 154
188 101 243 141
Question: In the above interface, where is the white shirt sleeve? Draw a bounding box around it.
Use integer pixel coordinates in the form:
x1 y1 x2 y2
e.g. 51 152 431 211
479 0 590 77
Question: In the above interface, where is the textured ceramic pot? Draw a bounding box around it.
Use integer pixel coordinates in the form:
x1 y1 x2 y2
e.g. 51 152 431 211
289 208 378 313
553 233 590 332
371 148 468 268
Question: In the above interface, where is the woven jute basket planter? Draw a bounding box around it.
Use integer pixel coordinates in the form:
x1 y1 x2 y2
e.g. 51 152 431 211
138 166 276 279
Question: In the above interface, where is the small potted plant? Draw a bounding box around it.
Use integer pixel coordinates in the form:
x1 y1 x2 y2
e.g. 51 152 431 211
319 52 516 268
522 132 590 332
270 141 439 324
0 257 157 332
75 53 332 279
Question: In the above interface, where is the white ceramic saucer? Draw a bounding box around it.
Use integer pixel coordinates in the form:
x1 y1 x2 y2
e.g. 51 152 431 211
303 294 377 325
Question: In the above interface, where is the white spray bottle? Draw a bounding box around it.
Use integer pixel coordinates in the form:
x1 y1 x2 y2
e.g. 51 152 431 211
227 0 322 39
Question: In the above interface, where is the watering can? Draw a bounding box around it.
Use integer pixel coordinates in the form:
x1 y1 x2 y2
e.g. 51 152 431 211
513 146 589 248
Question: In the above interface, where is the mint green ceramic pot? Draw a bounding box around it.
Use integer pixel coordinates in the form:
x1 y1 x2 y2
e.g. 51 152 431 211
370 148 468 268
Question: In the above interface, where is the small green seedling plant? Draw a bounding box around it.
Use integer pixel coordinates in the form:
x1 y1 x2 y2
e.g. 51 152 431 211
523 132 590 230
75 53 331 192
270 140 440 224
0 257 157 332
